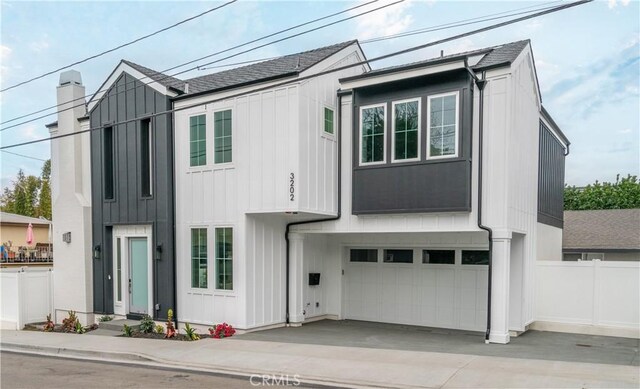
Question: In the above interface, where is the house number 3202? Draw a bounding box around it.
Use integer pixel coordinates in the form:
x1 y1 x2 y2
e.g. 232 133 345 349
289 173 295 201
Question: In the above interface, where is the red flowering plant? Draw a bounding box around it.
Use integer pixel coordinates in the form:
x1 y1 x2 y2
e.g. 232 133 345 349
165 308 176 339
209 323 236 339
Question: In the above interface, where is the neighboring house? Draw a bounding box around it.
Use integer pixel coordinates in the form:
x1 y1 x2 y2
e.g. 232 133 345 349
47 38 567 344
562 209 640 261
0 212 52 260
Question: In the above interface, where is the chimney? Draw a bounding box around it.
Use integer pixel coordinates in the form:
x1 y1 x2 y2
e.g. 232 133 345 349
49 70 94 325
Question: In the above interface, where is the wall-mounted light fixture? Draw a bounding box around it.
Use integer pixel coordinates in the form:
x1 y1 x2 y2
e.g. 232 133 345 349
155 244 163 260
93 244 101 260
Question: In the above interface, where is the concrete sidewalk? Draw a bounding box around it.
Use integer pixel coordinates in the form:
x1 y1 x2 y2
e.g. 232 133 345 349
1 329 638 388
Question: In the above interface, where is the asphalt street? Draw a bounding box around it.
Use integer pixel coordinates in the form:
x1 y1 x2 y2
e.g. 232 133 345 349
0 352 309 388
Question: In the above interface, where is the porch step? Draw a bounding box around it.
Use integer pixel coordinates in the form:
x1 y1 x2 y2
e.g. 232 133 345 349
87 328 123 337
99 319 141 332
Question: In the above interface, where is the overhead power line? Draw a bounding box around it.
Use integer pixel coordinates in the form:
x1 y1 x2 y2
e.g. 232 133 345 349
1 149 47 162
0 0 380 128
0 0 593 152
0 0 239 93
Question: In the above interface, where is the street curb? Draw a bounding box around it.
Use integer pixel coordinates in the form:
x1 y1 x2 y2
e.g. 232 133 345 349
0 342 421 389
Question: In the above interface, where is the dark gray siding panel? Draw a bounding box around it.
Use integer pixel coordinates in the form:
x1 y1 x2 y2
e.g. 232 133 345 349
90 72 175 320
352 70 473 214
538 121 566 228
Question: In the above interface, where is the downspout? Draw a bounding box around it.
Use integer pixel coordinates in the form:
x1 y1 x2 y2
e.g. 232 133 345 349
285 91 346 325
475 71 493 344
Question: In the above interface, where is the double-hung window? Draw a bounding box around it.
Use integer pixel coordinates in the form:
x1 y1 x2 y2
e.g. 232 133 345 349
427 92 459 159
189 114 206 167
360 104 386 165
215 227 233 290
392 99 420 161
191 228 208 288
323 107 334 135
214 109 232 164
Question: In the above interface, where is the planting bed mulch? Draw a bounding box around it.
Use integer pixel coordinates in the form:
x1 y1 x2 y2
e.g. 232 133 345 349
24 323 98 334
122 332 215 341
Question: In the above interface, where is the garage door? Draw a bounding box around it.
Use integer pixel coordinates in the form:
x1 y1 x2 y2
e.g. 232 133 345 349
343 248 488 331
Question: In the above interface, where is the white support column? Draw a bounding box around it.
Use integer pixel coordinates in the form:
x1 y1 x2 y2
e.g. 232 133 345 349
288 232 305 325
489 229 512 344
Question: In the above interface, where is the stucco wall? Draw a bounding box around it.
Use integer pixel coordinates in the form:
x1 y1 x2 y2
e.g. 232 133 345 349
0 225 50 247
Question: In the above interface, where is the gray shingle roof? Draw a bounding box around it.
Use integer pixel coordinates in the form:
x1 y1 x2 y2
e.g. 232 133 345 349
121 60 186 93
181 40 357 95
342 40 530 81
563 209 640 251
120 41 357 98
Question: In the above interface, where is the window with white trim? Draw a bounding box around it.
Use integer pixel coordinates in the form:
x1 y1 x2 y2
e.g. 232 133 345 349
191 228 207 288
393 99 420 161
360 104 386 164
214 109 232 164
428 92 458 158
215 227 233 290
324 107 334 135
189 115 206 167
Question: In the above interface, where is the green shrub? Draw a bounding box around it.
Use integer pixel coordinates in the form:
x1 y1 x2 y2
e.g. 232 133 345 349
155 324 164 334
98 315 113 322
122 324 133 337
139 315 155 334
183 323 199 341
74 321 86 334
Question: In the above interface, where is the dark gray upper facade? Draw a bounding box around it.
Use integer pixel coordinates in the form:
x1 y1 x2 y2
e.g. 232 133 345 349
351 70 474 214
537 119 566 228
89 71 175 320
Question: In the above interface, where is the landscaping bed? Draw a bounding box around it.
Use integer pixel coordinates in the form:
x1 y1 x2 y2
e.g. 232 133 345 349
124 332 212 341
24 322 98 334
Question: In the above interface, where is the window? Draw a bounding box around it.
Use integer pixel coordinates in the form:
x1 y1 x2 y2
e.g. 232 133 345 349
191 228 207 288
214 110 232 164
215 227 233 290
350 249 378 263
103 126 114 199
190 115 206 167
140 119 152 197
360 104 386 164
585 253 604 261
393 99 420 161
383 249 413 263
428 92 458 158
563 253 581 261
116 238 122 302
461 250 489 265
324 107 334 135
422 250 455 264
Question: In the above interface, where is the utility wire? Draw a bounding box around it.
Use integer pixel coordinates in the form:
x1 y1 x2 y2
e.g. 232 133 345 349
0 0 559 130
0 0 593 152
0 0 238 93
1 149 47 162
0 0 379 128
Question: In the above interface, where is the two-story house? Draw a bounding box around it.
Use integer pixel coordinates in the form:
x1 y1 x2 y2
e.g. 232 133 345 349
54 38 566 344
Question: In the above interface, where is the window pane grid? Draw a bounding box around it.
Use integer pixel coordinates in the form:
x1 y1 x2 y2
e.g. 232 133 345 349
214 110 232 164
324 107 334 134
216 227 233 290
191 228 207 288
429 95 457 158
361 106 385 163
394 101 419 160
190 115 206 166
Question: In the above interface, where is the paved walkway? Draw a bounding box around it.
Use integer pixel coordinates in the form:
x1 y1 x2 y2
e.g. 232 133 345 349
1 329 638 388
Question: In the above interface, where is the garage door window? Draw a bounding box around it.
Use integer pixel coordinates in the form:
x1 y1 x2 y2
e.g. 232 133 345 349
383 249 413 263
422 250 455 264
350 249 378 263
462 250 489 265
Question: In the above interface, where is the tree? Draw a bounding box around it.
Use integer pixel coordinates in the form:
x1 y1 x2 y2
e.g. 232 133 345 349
0 160 52 219
564 174 640 210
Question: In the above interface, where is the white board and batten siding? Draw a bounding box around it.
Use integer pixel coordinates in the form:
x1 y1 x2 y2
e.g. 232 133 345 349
173 44 368 328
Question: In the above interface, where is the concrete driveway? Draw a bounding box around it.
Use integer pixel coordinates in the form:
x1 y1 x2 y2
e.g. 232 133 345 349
237 319 640 366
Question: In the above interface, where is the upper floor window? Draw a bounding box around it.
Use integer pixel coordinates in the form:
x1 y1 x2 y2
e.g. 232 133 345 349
324 107 334 135
103 126 114 200
360 104 386 165
427 92 459 159
214 109 232 164
190 114 206 167
140 118 152 197
392 99 420 162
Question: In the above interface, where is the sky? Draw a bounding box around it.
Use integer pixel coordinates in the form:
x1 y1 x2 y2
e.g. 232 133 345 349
0 0 638 190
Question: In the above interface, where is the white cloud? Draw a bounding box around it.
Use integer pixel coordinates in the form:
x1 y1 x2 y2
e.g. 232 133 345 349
21 125 40 141
29 35 50 52
0 44 11 60
351 0 415 40
608 0 631 9
619 128 632 134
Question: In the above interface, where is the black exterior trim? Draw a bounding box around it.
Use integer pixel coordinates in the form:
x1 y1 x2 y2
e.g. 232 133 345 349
537 120 566 228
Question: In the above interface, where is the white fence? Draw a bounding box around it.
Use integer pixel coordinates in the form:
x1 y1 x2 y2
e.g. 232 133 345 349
536 261 640 335
0 267 53 330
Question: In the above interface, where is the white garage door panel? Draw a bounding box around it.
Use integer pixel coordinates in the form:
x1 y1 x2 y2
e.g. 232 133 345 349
344 259 488 331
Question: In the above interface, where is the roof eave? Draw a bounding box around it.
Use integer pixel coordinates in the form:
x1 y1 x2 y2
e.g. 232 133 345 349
339 55 469 84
